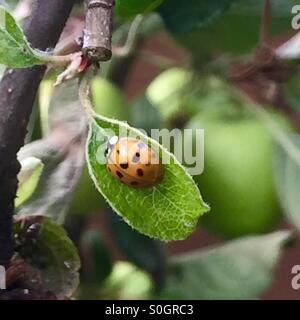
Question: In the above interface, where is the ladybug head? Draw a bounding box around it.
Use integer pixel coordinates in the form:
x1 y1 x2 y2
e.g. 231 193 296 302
105 135 119 157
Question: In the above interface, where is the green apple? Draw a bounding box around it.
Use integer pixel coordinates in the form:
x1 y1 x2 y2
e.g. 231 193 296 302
146 67 192 123
186 108 293 238
147 70 239 127
101 261 153 299
91 77 130 121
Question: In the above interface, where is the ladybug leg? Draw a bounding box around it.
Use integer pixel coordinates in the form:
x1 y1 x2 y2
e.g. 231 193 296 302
104 147 109 157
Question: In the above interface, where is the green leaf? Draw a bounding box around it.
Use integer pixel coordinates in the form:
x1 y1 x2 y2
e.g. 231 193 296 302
38 79 55 136
171 0 294 59
0 6 44 67
116 0 164 18
43 80 88 136
17 134 85 224
273 134 300 231
158 0 235 34
161 231 291 300
14 215 81 298
16 157 44 208
86 115 209 241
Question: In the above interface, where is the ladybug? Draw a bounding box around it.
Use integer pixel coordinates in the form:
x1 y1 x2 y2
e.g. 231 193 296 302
105 136 164 188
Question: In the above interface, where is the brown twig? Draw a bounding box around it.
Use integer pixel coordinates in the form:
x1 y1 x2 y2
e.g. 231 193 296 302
0 0 76 268
255 0 275 65
83 0 115 61
260 0 272 46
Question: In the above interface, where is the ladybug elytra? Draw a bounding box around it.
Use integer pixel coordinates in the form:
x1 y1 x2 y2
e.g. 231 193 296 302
105 136 164 188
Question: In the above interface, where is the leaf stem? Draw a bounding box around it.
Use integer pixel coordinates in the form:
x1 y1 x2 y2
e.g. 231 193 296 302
78 69 98 119
42 52 82 67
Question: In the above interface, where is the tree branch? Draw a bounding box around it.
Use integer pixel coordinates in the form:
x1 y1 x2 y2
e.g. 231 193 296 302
0 0 76 268
260 0 272 45
83 0 115 61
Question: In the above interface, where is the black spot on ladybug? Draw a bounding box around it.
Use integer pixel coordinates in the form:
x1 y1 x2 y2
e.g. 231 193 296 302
120 163 129 169
132 152 140 163
116 171 123 179
138 142 146 149
137 169 144 177
131 181 138 186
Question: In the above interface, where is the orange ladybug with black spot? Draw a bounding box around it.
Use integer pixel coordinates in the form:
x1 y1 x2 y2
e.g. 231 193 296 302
105 136 164 188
